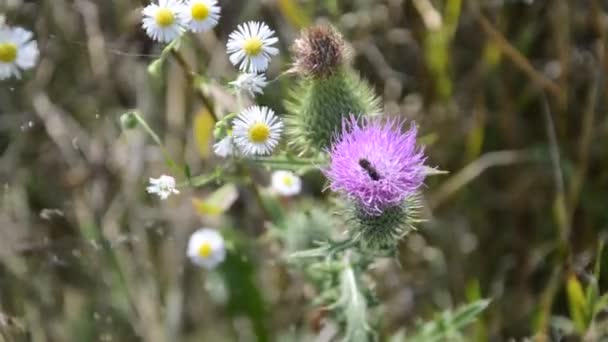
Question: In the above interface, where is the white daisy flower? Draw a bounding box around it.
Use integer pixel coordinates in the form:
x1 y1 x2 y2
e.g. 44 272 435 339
230 73 268 97
0 26 39 80
146 175 180 199
226 21 279 73
141 0 186 43
271 170 302 197
232 105 283 156
187 228 226 269
180 0 220 33
213 135 236 158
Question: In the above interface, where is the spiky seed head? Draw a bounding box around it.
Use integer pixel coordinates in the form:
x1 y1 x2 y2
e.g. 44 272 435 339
292 24 349 78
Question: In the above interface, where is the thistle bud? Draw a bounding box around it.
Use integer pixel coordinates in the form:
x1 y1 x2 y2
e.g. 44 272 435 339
348 201 420 255
285 24 380 154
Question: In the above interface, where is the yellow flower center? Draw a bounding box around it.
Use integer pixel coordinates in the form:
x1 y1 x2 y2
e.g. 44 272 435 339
0 43 17 63
282 176 294 187
248 122 270 143
155 8 175 27
191 2 210 20
198 242 213 258
243 38 263 56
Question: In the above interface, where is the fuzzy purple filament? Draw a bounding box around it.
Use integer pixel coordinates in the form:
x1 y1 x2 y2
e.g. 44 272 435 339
325 116 426 215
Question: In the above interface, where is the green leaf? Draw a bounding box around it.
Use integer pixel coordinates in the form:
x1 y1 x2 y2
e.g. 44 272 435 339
182 171 219 188
465 280 488 342
184 164 192 182
192 184 238 216
423 166 449 176
587 239 605 318
339 262 371 342
567 274 588 333
594 293 608 317
258 190 286 226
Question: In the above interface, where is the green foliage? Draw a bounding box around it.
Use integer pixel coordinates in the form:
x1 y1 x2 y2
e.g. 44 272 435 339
560 240 608 339
272 204 334 253
247 153 325 173
285 67 379 154
339 263 372 342
405 299 491 342
422 0 462 100
219 229 269 342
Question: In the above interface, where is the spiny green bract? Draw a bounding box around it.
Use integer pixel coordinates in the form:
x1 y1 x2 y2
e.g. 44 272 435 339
345 194 423 256
285 67 379 154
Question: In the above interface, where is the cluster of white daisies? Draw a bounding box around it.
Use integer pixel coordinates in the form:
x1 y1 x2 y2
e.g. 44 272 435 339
143 0 286 158
142 0 275 97
142 0 221 41
147 168 301 270
0 19 39 80
146 168 301 270
141 1 302 269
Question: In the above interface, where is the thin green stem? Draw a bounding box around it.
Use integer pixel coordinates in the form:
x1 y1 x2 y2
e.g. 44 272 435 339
288 238 359 260
234 162 272 220
536 96 572 341
169 49 219 122
249 157 324 165
132 112 183 176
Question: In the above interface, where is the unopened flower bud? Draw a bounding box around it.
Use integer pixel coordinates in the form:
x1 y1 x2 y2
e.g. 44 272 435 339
120 112 138 130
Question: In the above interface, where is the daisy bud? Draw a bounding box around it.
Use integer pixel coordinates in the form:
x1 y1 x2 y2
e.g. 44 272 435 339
148 58 163 77
285 24 379 154
120 112 138 130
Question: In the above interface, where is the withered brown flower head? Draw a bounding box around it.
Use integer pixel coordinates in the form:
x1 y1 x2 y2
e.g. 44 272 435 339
291 24 349 78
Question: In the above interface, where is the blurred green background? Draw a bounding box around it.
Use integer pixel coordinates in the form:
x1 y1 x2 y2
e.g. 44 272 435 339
1 0 608 341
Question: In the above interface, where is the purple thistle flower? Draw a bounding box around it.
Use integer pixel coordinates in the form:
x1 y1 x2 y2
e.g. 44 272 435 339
325 116 426 215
